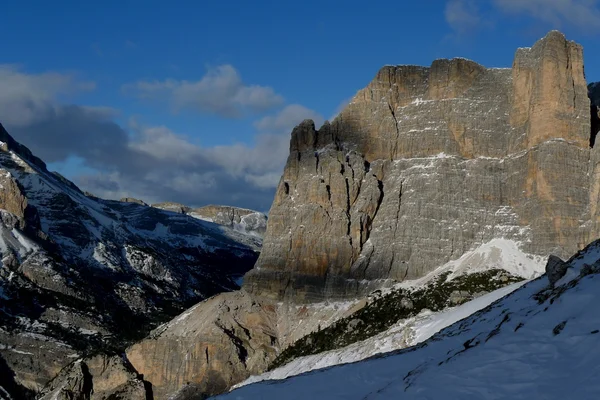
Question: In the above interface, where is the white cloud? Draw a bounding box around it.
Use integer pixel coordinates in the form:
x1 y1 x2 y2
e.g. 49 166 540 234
445 0 484 35
83 103 324 207
123 64 284 117
493 0 600 30
129 124 201 164
254 104 325 133
0 64 95 126
0 65 321 211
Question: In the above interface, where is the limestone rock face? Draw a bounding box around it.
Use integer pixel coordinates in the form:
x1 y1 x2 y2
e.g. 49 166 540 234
38 354 148 400
245 31 595 302
190 205 268 237
152 203 269 238
152 201 192 214
126 290 278 399
589 82 600 146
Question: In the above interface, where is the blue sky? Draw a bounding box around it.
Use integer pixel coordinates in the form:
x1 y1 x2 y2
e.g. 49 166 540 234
1 0 600 212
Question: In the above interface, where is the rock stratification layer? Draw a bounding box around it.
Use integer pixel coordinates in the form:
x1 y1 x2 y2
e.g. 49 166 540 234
245 31 595 302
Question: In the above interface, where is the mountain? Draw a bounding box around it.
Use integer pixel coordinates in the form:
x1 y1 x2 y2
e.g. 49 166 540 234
126 240 544 399
152 203 268 238
216 239 600 399
5 29 600 399
0 122 262 397
117 30 600 398
244 30 596 302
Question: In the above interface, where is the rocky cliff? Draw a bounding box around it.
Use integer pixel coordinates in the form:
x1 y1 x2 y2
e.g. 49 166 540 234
218 238 600 400
153 203 268 237
126 291 279 399
245 30 596 302
90 31 600 399
0 122 261 397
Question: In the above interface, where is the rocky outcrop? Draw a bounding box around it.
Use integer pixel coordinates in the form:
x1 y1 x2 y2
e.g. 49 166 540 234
120 197 148 206
152 201 191 214
124 289 362 399
152 203 268 238
245 30 595 302
189 205 268 237
126 290 278 399
39 354 148 400
546 255 569 287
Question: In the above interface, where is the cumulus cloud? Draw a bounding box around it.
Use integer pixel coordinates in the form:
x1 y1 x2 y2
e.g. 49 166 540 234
445 0 486 35
493 0 600 30
123 65 284 117
445 0 600 34
0 65 322 211
81 104 323 209
254 104 324 133
0 65 95 126
73 120 286 209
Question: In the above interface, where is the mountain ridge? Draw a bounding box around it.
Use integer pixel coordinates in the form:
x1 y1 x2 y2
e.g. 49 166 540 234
0 122 263 397
3 29 600 400
216 238 600 399
124 30 600 398
244 29 595 303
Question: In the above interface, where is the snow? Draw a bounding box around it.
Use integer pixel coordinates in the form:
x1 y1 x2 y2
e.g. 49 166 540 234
78 328 99 336
235 281 526 388
217 244 600 400
233 239 545 389
445 238 544 280
189 213 214 223
0 218 41 260
410 281 525 343
395 238 544 293
10 228 39 255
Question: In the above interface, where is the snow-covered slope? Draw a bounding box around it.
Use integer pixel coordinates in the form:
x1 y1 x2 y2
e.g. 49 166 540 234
0 123 261 395
237 281 526 388
216 241 600 399
235 239 543 387
265 238 543 371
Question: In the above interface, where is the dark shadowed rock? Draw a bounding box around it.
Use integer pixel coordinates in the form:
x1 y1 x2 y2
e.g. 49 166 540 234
119 197 148 206
545 255 569 287
0 123 261 396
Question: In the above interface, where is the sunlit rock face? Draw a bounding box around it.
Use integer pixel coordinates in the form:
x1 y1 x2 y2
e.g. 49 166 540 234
245 30 596 302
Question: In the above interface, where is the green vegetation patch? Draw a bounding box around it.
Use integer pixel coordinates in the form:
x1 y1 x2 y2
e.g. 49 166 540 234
270 269 522 369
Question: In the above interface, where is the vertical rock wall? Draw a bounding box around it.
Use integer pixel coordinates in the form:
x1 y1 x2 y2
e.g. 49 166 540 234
245 31 595 302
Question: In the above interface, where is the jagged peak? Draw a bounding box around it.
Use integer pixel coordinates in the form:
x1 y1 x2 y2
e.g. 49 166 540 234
0 122 47 171
515 30 580 59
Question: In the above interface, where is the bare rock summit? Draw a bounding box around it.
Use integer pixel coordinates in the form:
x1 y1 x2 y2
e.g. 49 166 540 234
245 30 597 302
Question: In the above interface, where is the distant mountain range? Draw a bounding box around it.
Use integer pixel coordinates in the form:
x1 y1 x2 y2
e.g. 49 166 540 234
0 121 263 398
